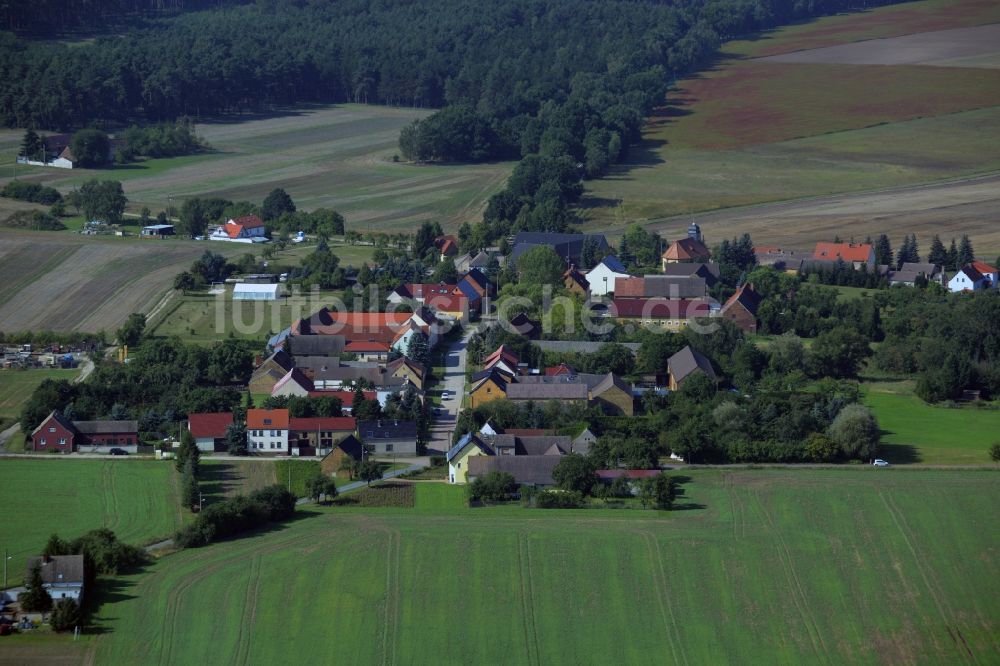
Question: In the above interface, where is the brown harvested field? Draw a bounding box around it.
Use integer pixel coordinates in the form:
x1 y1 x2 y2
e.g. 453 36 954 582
648 61 1000 151
759 23 1000 67
645 172 1000 256
0 230 244 333
732 0 1000 57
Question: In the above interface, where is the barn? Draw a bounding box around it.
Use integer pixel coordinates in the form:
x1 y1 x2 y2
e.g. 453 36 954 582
233 283 281 300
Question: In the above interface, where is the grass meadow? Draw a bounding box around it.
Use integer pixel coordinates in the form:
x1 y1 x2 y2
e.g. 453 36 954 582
30 470 989 664
0 459 183 587
864 385 1000 464
0 368 79 432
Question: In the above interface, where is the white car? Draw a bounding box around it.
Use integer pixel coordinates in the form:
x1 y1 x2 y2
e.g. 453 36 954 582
873 459 890 467
440 391 451 399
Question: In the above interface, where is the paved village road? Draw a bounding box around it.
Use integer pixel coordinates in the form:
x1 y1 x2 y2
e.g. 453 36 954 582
427 324 479 455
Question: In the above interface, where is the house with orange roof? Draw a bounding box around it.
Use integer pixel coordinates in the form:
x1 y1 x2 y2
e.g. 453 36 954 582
971 261 998 288
662 237 711 266
209 214 268 243
247 408 290 453
434 235 459 261
720 283 762 333
484 345 520 376
812 242 875 270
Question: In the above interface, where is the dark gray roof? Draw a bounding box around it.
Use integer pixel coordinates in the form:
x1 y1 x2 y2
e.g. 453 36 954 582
898 262 939 276
286 335 345 357
506 382 589 401
26 555 84 585
514 436 570 456
590 372 632 398
532 341 641 354
659 262 720 282
511 232 609 265
467 455 561 486
643 275 707 299
334 434 364 461
667 346 716 384
261 349 294 372
446 433 493 461
73 420 138 434
598 255 627 273
516 373 608 390
359 420 418 441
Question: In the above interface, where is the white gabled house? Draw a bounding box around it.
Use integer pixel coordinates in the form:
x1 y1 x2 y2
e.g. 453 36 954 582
948 265 989 293
586 255 632 296
210 215 269 243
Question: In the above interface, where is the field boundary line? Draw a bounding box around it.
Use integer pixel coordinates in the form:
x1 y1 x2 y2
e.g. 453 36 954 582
233 553 262 666
516 533 540 666
379 528 401 666
752 490 831 662
640 531 686 666
879 491 978 664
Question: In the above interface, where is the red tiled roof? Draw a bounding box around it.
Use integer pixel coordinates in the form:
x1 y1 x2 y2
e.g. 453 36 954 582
188 412 234 439
307 390 376 403
224 223 245 239
288 417 356 431
972 261 997 274
615 277 645 298
663 237 710 261
232 214 264 228
611 298 715 319
247 408 289 430
344 341 390 353
722 283 762 315
425 292 468 312
485 345 519 367
813 242 873 263
545 364 575 376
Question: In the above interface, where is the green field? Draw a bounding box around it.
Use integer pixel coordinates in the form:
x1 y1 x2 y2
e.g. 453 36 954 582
33 470 987 664
865 386 1000 464
0 459 183 587
579 0 1000 246
0 368 80 430
0 104 512 232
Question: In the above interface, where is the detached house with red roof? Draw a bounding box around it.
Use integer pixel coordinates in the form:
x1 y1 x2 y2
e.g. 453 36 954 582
187 412 234 452
247 408 290 453
948 263 996 293
210 215 269 243
31 411 139 453
812 242 875 270
720 283 762 334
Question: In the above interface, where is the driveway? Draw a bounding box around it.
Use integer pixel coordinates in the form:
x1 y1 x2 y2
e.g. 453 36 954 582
427 324 478 454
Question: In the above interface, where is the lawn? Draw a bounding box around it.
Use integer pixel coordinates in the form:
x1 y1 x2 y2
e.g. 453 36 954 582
864 386 1000 464
60 469 1000 664
0 459 183 587
0 368 80 430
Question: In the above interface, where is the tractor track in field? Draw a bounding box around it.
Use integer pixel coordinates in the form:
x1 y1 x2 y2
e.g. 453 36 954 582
379 528 401 666
102 461 121 532
879 491 980 664
752 490 831 663
516 533 541 666
640 532 687 666
232 554 263 666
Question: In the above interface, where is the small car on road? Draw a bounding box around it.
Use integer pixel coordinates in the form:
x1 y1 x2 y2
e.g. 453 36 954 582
109 448 128 456
872 459 890 467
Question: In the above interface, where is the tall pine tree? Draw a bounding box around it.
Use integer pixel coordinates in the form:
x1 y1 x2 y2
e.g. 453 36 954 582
957 234 975 266
874 234 893 268
927 235 948 267
946 238 959 271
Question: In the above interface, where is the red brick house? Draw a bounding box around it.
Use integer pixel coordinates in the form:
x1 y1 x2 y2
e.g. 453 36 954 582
720 283 762 333
31 411 139 453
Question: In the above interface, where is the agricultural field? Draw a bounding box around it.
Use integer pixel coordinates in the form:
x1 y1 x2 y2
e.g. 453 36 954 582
200 460 277 502
0 367 79 432
864 383 1000 465
0 229 246 334
5 470 991 664
0 459 183 587
0 104 512 233
580 0 1000 251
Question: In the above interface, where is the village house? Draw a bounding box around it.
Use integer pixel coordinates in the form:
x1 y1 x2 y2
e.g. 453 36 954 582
387 356 428 391
31 411 139 453
467 456 561 488
468 369 509 408
661 224 710 267
246 408 290 454
972 261 999 287
610 297 719 329
209 214 269 243
24 555 85 604
667 346 717 390
812 242 875 270
585 255 632 296
887 262 943 287
562 267 590 296
358 420 418 455
948 265 991 292
484 344 520 376
433 235 459 261
288 416 357 456
615 275 708 300
447 433 494 484
720 283 762 333
320 434 365 477
281 336 345 358
187 412 234 452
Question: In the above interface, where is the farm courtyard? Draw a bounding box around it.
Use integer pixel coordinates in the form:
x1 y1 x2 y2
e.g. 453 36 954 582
0 470 996 664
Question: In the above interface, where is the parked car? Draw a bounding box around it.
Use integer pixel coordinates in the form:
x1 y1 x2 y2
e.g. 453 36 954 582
873 459 890 467
109 448 128 456
440 391 451 399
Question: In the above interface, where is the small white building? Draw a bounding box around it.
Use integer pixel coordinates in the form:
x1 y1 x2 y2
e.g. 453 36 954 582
141 223 175 238
586 255 632 296
233 283 281 300
25 555 85 604
948 266 989 293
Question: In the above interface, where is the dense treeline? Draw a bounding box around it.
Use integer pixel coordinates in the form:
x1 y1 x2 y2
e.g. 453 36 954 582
0 0 250 33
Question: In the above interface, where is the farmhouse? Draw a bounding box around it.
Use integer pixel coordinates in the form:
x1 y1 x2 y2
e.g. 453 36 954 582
888 262 943 287
720 283 762 333
948 265 990 292
288 416 357 456
320 434 365 477
30 411 139 453
586 255 632 296
615 275 708 300
610 298 718 328
812 242 875 270
359 420 418 455
25 555 85 604
484 344 520 376
233 283 281 300
246 408 290 454
467 455 560 488
667 346 717 390
210 215 268 243
187 412 234 452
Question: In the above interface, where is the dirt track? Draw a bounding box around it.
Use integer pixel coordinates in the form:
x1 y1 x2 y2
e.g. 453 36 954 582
647 172 1000 252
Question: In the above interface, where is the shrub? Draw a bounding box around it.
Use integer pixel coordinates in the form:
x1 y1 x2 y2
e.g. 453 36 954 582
990 443 1000 463
552 454 596 495
535 490 584 509
429 455 446 467
608 476 633 499
1 180 63 204
1 210 66 230
49 598 80 632
468 471 517 503
174 485 296 548
72 528 145 575
827 404 880 461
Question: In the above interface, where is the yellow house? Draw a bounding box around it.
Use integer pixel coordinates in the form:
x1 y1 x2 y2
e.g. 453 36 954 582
388 357 427 391
446 433 493 484
468 371 508 409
